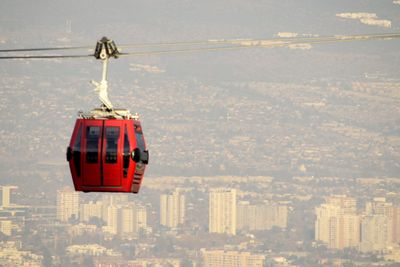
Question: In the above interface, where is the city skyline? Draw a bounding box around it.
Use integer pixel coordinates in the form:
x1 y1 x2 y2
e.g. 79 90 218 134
1 177 400 266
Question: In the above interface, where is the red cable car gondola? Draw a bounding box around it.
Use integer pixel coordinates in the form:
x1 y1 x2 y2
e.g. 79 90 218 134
66 37 149 193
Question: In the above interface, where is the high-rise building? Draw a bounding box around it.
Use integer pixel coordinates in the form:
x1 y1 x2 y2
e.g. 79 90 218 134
118 203 147 239
315 203 341 245
56 187 79 222
367 198 400 244
104 205 119 234
160 189 185 228
100 195 128 225
365 197 392 215
237 201 288 231
119 205 135 236
315 196 360 249
77 193 148 239
394 206 400 244
134 204 147 233
0 186 17 208
325 195 357 214
102 202 147 239
202 249 265 267
209 188 236 235
360 198 400 252
360 214 391 252
80 201 103 223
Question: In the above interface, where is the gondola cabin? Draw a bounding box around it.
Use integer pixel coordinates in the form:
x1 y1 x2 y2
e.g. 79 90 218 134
65 37 149 193
67 112 149 193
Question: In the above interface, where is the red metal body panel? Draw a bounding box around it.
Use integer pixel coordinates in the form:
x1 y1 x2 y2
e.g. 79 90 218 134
68 119 83 190
131 121 147 193
67 118 148 193
102 120 123 187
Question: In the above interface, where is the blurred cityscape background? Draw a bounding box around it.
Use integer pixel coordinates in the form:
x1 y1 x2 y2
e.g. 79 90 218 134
1 0 400 266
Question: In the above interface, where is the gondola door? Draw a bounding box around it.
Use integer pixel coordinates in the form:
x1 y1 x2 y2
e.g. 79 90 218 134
102 120 123 187
83 120 103 186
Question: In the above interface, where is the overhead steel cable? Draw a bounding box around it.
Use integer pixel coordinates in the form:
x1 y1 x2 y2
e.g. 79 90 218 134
117 32 400 48
257 32 400 44
118 33 400 57
0 45 92 53
0 54 93 59
0 32 399 59
118 44 256 57
282 33 400 47
1 32 399 52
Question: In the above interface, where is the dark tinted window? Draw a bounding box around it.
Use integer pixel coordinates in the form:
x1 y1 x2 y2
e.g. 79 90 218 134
123 125 130 177
73 125 82 176
105 127 120 164
86 126 100 164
